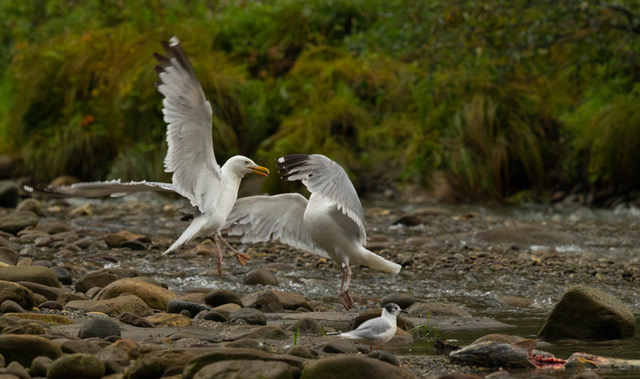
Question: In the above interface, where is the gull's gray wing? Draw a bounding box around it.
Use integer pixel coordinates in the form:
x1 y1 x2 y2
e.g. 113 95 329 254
276 154 366 245
22 180 176 198
224 193 329 258
155 36 222 213
345 317 392 338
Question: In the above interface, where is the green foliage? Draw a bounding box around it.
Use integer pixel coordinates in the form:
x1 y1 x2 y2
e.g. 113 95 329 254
408 312 440 352
293 326 300 346
1 0 640 199
566 83 640 187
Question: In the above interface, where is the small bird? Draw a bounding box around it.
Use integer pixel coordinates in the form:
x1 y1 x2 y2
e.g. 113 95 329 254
154 36 269 273
225 154 402 309
339 303 407 352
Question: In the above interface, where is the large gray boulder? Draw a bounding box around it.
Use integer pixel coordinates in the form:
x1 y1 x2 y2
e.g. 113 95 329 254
0 280 35 310
0 335 63 366
538 285 636 340
0 266 60 288
301 355 415 379
0 181 19 208
0 211 37 234
192 359 296 379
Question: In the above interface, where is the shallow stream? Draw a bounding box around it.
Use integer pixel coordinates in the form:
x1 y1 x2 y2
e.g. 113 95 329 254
50 195 640 377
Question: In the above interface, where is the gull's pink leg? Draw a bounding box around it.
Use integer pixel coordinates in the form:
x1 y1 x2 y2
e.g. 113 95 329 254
219 234 249 266
339 263 354 310
214 235 223 275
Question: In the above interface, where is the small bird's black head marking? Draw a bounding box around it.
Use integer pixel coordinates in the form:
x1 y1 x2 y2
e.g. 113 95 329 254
383 302 402 316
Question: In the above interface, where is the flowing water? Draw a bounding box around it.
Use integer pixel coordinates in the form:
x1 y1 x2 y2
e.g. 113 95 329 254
54 195 640 377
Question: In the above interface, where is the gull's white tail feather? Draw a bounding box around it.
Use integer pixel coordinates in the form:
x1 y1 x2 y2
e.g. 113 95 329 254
162 216 207 255
359 247 401 274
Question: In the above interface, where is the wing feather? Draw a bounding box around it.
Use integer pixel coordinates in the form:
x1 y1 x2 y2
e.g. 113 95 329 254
22 180 176 198
155 36 222 213
224 193 329 259
276 154 366 245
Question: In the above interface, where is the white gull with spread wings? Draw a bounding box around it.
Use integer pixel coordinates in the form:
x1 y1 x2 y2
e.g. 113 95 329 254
154 36 269 272
225 154 401 309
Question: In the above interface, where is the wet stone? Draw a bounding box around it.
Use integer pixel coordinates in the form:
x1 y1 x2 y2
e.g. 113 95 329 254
0 248 18 265
0 361 29 379
2 321 47 335
30 356 53 377
244 268 279 286
242 325 288 340
0 266 60 288
0 211 38 234
211 303 241 318
301 355 416 379
0 181 19 209
242 290 284 313
368 350 400 366
38 300 64 310
287 345 317 359
78 318 121 339
61 339 103 354
75 270 119 294
198 310 228 322
17 280 63 300
287 318 324 335
321 339 359 354
204 289 243 307
96 347 130 375
52 266 73 285
120 240 147 250
538 285 636 340
0 281 34 310
1 299 26 314
95 277 177 311
146 313 192 327
0 335 63 367
229 308 267 325
47 353 105 379
380 292 416 309
224 338 262 350
119 311 156 328
190 359 296 379
167 299 211 316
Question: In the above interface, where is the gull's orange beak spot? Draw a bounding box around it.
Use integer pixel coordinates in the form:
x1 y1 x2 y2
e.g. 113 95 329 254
250 165 270 177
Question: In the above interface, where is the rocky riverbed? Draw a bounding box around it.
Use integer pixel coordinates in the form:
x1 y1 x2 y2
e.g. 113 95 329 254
0 186 639 378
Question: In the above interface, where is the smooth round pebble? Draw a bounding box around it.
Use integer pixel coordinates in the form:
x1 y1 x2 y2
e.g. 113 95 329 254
243 268 278 286
78 318 121 339
47 353 105 379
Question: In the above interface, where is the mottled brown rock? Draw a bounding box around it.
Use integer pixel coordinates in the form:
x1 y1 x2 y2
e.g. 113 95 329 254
0 266 60 288
538 285 636 340
301 355 415 379
95 278 177 311
0 335 63 366
0 281 34 310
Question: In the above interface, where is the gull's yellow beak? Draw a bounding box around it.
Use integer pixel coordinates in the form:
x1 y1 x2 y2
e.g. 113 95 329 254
250 165 270 177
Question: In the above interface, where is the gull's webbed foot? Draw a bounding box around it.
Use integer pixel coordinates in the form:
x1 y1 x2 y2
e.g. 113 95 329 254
340 290 354 310
234 251 250 266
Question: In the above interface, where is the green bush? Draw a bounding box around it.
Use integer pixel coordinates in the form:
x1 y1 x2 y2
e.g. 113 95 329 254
1 0 640 201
